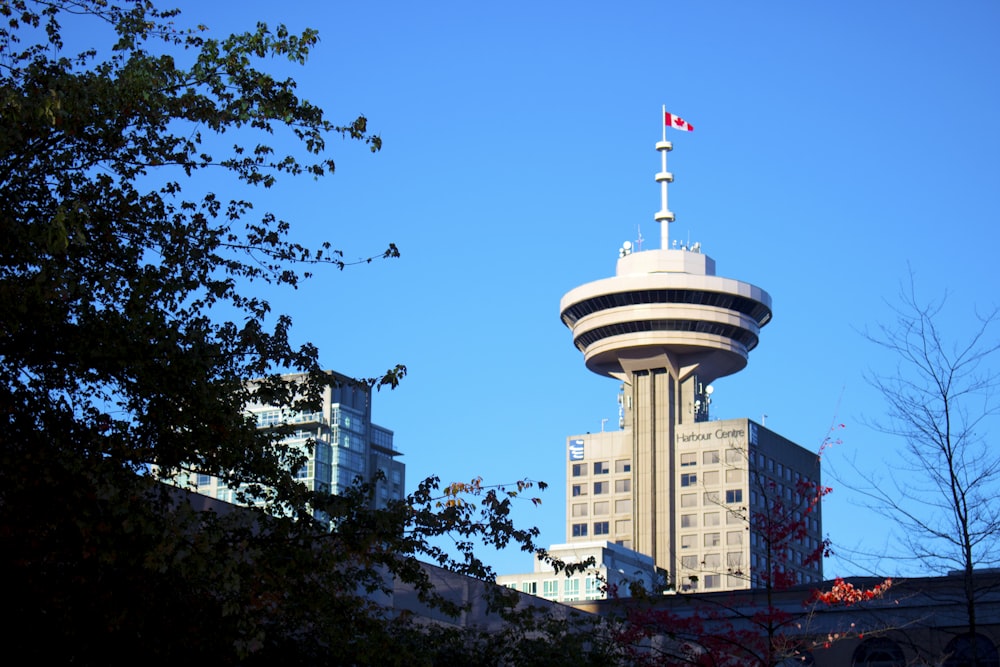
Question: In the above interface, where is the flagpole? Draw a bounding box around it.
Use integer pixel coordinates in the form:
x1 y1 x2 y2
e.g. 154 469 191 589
655 105 674 250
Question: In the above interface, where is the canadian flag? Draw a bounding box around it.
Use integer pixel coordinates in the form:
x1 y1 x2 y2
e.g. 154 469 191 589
665 112 694 132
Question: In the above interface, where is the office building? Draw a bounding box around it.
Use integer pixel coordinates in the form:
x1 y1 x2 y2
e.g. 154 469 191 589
495 541 659 604
183 371 405 510
565 418 821 592
559 122 821 591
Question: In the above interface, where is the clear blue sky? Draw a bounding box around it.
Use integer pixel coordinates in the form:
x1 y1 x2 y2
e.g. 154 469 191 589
142 0 1000 578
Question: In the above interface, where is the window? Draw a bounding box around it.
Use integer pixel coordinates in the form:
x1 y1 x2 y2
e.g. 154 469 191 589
681 534 696 549
197 474 212 487
593 501 609 515
593 481 609 495
704 511 720 526
563 578 580 601
594 521 610 535
572 484 586 497
681 555 698 569
542 580 559 599
727 530 743 546
851 637 905 667
725 449 743 464
585 577 600 599
594 461 609 475
727 510 743 525
726 552 743 569
680 453 697 467
572 523 588 537
703 490 720 505
726 468 743 483
521 581 537 595
572 463 586 477
703 470 720 485
615 479 631 493
615 459 631 473
615 499 632 513
703 553 720 568
704 532 720 547
704 574 720 589
681 473 697 487
681 513 697 528
703 450 720 464
615 519 631 534
726 489 743 504
681 493 697 508
571 503 588 517
942 633 1000 667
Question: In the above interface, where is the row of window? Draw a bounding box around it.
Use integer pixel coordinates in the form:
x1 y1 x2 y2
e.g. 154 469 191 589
571 498 632 517
681 552 744 570
679 489 744 507
254 408 324 428
571 460 631 477
521 577 603 602
680 510 744 528
572 479 631 496
680 468 745 487
680 530 745 549
571 519 631 538
680 573 742 590
679 449 743 465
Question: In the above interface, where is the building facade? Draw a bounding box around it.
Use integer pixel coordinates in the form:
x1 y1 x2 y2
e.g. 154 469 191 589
572 571 1000 667
565 419 822 592
495 541 659 605
185 371 405 509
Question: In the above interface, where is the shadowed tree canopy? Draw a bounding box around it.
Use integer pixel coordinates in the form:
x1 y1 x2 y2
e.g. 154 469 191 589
0 1 573 663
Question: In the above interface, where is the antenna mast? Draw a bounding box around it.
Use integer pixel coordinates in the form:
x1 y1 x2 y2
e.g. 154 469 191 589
654 104 675 249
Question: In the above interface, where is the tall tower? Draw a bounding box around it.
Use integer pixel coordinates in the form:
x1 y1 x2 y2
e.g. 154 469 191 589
559 120 772 572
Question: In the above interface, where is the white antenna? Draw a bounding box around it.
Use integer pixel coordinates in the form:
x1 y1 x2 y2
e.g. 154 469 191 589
654 105 675 249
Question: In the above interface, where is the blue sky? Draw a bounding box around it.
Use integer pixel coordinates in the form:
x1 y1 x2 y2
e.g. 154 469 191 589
139 1 999 578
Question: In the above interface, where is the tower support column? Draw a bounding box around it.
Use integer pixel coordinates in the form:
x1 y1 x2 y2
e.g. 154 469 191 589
630 368 676 572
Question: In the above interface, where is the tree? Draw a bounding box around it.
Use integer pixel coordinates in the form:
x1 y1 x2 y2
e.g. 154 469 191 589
0 1 569 662
850 281 1000 664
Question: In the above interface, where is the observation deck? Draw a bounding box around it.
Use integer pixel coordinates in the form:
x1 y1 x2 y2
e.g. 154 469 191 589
560 246 771 384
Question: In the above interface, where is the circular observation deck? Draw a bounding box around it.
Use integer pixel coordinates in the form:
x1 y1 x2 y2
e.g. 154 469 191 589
560 251 772 382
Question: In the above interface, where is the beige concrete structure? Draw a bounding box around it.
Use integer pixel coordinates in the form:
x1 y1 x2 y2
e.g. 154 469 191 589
566 419 822 592
560 129 820 591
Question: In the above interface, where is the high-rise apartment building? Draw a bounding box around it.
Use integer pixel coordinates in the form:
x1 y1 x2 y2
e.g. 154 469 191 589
559 114 821 592
183 371 405 510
